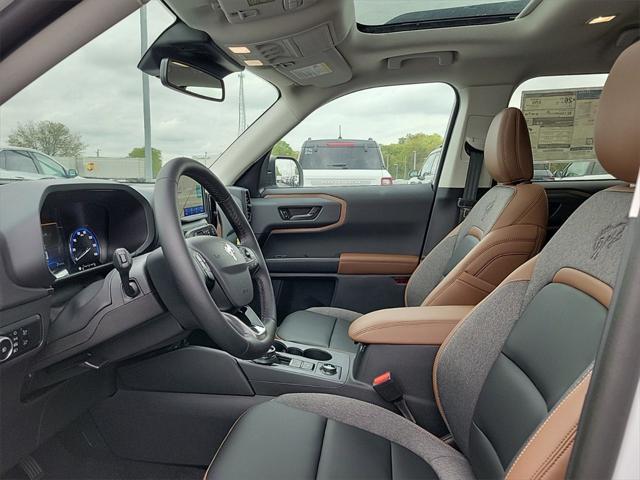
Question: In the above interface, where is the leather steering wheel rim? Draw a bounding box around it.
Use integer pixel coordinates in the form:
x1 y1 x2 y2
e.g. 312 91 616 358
154 157 276 359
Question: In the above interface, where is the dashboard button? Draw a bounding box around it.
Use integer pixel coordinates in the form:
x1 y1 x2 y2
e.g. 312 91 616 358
0 337 13 362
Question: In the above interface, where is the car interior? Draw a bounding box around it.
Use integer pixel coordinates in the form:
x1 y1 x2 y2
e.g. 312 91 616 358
0 0 639 479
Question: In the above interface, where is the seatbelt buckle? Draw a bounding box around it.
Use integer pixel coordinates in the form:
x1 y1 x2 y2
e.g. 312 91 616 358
372 372 416 423
457 198 476 219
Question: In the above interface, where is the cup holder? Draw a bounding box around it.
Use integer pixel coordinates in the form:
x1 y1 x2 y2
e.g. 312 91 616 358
273 341 287 353
303 348 332 361
286 347 304 356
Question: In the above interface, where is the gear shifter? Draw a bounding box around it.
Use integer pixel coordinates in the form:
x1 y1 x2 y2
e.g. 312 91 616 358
113 248 139 297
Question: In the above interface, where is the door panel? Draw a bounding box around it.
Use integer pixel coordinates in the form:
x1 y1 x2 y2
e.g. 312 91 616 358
252 185 436 319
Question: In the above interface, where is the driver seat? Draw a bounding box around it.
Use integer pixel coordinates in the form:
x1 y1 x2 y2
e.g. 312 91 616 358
205 42 639 479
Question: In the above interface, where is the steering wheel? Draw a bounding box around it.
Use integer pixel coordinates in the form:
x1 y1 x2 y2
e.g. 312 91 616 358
154 157 276 359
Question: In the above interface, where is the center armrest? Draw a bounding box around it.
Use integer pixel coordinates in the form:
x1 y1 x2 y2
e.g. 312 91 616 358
348 305 474 345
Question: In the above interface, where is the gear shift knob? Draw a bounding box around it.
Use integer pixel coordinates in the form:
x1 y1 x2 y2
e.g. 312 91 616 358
113 248 139 297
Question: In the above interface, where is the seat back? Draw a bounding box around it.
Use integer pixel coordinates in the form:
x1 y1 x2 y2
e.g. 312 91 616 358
405 108 547 307
434 41 640 480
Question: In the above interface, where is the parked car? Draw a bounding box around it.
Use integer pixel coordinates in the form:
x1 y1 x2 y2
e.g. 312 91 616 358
0 146 77 178
408 147 442 184
532 167 555 182
557 160 612 180
298 138 393 186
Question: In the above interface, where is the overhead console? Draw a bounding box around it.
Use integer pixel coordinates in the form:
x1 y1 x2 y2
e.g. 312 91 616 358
164 0 354 87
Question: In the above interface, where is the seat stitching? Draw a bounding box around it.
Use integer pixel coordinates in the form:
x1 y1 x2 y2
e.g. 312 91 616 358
512 188 547 225
505 369 592 478
474 251 534 277
314 417 328 480
499 351 549 409
204 410 249 479
431 279 531 437
532 425 576 480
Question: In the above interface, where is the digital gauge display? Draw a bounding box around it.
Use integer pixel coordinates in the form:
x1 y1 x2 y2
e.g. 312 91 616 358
42 222 68 277
68 227 101 271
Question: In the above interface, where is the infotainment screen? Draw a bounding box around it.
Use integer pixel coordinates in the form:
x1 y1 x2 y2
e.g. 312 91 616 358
177 176 206 218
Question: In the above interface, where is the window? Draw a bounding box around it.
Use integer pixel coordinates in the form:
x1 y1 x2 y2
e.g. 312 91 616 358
270 83 455 188
0 0 278 183
32 152 67 177
355 0 528 31
510 74 612 181
4 150 38 173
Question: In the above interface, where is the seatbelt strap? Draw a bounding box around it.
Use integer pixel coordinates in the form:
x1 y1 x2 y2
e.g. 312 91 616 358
372 371 416 423
457 141 484 222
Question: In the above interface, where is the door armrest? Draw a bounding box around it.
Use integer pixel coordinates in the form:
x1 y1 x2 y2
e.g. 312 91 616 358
348 305 474 345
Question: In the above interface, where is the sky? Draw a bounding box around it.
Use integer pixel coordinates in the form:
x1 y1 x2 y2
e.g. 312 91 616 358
0 0 458 165
0 0 608 166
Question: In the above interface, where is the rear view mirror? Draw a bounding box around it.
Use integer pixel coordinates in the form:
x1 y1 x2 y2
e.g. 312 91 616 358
66 168 78 178
160 58 224 102
408 170 419 178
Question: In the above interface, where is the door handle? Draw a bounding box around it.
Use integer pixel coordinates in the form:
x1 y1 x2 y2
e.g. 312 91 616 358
279 206 321 221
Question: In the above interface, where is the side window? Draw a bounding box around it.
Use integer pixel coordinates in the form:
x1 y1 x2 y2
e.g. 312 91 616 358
268 83 456 188
510 74 612 181
32 152 66 177
4 150 38 173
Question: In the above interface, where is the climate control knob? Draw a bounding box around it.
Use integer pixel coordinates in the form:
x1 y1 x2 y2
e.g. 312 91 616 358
0 336 13 362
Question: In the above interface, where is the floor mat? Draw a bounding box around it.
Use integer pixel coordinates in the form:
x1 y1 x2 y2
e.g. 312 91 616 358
4 434 205 480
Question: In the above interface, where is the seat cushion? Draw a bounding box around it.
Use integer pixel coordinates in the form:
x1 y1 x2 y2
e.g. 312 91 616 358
206 394 474 480
277 307 361 352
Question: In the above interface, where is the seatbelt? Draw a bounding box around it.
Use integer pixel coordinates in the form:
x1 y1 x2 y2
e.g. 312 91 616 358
457 140 484 222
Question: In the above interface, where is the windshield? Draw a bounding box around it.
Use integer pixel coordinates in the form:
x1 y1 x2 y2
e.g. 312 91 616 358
299 143 385 170
0 0 278 183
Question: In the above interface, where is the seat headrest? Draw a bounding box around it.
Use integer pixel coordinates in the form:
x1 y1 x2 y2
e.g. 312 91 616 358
484 107 533 184
595 41 640 184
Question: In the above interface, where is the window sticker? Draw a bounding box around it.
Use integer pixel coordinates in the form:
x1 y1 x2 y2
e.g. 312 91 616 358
521 88 602 163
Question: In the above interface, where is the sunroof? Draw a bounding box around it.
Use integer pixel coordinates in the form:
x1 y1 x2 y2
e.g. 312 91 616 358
355 0 530 32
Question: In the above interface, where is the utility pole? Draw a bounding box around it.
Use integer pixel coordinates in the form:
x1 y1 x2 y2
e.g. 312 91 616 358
237 71 246 136
140 4 153 179
413 151 417 170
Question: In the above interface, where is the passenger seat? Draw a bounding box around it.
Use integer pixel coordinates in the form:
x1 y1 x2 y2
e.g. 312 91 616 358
277 108 548 352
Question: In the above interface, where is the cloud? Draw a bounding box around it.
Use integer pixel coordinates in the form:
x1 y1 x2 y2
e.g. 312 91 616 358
0 0 455 172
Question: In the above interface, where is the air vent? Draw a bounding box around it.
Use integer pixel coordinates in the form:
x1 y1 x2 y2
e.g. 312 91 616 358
244 190 252 223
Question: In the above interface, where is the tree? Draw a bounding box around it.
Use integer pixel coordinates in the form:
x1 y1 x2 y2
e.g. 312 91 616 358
8 120 85 157
380 132 443 179
128 147 162 177
272 140 298 158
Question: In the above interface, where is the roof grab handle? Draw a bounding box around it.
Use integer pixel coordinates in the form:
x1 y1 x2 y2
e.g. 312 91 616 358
386 51 455 70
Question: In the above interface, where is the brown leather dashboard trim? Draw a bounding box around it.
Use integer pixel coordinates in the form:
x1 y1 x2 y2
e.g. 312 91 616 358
552 268 613 308
264 194 347 234
348 305 474 345
338 253 419 275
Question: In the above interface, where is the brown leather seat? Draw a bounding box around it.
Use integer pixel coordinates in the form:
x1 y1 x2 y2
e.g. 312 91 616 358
278 107 548 352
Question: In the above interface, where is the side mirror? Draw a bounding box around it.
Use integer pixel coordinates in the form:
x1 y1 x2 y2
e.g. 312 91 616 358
160 58 224 101
408 170 419 178
67 168 78 178
269 156 304 188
